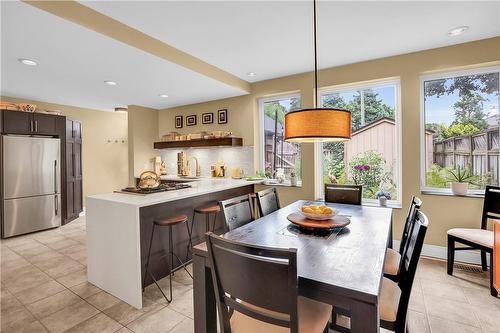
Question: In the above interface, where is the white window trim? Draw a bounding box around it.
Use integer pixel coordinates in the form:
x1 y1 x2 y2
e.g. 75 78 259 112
315 78 402 207
420 65 500 196
258 93 301 176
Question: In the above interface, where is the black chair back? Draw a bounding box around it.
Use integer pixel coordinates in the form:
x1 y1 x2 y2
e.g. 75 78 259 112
206 233 299 333
390 210 428 331
256 187 281 217
481 185 500 230
399 196 422 254
219 194 255 231
324 184 362 205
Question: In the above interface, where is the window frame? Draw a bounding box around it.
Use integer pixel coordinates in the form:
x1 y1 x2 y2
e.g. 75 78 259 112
315 78 402 206
258 92 302 180
419 65 500 196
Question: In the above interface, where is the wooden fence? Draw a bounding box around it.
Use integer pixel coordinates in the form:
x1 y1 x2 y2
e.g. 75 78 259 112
433 126 499 184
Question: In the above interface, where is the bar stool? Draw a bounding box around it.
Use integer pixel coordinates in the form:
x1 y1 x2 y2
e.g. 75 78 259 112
143 214 193 303
186 204 220 258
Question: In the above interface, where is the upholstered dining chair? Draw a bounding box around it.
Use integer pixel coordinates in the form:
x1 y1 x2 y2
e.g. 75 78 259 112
332 210 429 333
219 194 255 232
205 232 332 333
384 196 422 281
324 184 362 205
256 187 281 217
447 185 500 297
494 220 500 295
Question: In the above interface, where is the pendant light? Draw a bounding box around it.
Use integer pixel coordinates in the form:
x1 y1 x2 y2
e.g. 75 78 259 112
284 0 351 143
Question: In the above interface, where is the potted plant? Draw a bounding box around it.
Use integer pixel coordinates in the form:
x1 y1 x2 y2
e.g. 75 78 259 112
375 189 391 207
446 165 476 196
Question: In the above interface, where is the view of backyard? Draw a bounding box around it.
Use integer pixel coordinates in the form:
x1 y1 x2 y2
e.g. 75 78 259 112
423 70 500 191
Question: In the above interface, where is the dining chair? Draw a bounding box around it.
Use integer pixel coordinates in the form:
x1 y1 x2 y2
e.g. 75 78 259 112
384 196 422 281
447 185 500 297
332 210 429 333
324 184 362 205
219 194 255 232
256 187 281 217
494 220 499 295
205 232 332 333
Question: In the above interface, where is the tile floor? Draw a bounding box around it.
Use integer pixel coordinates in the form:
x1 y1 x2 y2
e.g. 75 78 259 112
1 216 499 333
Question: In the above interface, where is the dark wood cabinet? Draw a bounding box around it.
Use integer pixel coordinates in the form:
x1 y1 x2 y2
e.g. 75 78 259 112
1 110 82 225
65 118 83 222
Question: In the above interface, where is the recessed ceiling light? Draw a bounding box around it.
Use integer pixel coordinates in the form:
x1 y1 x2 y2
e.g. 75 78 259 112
246 72 256 77
114 107 128 113
18 58 38 66
159 94 169 98
448 26 469 36
104 80 118 86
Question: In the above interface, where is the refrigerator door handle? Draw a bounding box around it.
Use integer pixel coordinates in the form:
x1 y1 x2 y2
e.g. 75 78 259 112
34 120 38 132
55 195 59 216
54 160 57 193
30 119 34 132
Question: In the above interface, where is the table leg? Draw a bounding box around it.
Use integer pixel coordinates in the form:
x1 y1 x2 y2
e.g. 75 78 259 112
193 254 217 333
350 300 379 333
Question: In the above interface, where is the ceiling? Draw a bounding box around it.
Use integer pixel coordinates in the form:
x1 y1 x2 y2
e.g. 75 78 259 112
2 1 499 112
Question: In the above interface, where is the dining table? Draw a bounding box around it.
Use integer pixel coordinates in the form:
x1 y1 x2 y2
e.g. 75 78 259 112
192 199 393 333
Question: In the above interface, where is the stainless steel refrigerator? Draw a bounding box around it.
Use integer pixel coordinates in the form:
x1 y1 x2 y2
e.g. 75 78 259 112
2 135 61 238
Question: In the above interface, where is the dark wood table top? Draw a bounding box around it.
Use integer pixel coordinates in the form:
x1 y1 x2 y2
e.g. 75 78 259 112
194 200 392 303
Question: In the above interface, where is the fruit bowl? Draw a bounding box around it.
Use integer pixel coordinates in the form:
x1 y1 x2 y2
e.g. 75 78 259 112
298 205 338 220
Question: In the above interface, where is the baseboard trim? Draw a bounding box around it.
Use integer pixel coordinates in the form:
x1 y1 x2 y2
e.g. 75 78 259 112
393 240 490 266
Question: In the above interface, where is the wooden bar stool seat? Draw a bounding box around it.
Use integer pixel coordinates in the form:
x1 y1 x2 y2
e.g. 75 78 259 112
194 205 220 214
154 214 188 226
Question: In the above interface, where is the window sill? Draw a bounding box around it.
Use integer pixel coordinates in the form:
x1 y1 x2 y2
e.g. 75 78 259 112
361 201 402 209
420 190 484 198
261 180 303 188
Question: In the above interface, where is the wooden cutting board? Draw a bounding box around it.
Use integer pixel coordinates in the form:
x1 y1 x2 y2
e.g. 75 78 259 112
287 212 350 230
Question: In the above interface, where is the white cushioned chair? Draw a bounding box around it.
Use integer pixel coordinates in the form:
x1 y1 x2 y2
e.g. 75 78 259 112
447 185 500 297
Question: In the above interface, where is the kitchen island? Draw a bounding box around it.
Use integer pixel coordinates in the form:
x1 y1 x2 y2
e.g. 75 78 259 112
86 178 262 309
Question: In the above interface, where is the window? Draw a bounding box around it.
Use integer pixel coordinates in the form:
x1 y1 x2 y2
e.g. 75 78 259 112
259 94 301 181
317 80 401 204
421 67 500 194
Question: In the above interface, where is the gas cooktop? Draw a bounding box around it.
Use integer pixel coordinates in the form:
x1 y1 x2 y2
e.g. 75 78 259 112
120 183 191 195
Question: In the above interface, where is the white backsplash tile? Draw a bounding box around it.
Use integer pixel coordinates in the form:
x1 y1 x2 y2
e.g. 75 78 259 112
159 146 254 177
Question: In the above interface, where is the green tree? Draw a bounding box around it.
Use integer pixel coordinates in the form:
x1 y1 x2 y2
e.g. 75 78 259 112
289 97 300 111
452 93 488 129
424 73 499 98
264 102 286 125
442 123 481 138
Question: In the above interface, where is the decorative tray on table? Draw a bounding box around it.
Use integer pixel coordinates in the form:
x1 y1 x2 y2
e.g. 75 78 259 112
287 204 350 230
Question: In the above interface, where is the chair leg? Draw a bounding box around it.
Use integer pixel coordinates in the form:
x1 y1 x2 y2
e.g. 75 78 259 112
447 235 455 275
142 223 156 291
211 212 218 232
205 213 210 233
186 211 196 261
481 250 488 271
490 252 498 297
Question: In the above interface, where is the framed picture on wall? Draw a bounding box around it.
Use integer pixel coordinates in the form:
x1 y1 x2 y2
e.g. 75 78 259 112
186 114 197 126
175 115 183 128
202 112 213 124
218 109 228 124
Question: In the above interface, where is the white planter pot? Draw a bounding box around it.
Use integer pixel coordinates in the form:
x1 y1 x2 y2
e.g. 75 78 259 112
378 196 388 207
451 182 468 196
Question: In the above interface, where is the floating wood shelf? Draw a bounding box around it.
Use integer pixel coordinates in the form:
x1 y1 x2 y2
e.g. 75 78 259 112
154 137 243 149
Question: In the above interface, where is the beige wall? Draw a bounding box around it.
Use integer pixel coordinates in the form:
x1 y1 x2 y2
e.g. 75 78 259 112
127 105 159 183
160 37 500 247
0 96 129 202
158 94 255 146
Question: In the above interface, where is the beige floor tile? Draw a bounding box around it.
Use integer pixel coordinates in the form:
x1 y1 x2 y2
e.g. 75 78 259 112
40 300 99 333
126 306 185 333
1 260 39 281
103 300 165 326
421 279 468 302
1 235 36 248
2 266 52 294
64 313 123 333
462 287 500 311
47 238 79 251
424 295 481 328
169 317 194 333
169 289 194 319
70 282 102 298
39 256 85 279
473 305 500 332
0 294 37 332
86 291 122 311
9 241 52 259
56 269 87 288
32 233 67 246
408 290 426 313
26 289 80 319
115 327 134 333
14 279 66 305
407 310 430 333
28 250 65 266
428 315 481 333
